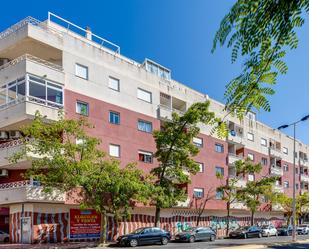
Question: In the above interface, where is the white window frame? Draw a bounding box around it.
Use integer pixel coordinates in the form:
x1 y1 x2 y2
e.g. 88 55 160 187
247 132 254 141
283 147 288 155
215 143 224 153
75 63 88 80
248 153 254 161
197 162 204 173
76 101 89 116
248 174 255 182
137 88 152 103
193 137 203 147
261 138 267 147
108 76 120 91
109 144 120 157
138 150 153 163
284 181 289 188
193 188 204 198
137 120 153 133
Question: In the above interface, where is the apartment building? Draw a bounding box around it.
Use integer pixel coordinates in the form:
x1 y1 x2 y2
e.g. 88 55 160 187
0 13 308 243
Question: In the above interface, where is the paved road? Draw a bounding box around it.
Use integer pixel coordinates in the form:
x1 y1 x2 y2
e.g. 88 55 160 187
115 235 309 249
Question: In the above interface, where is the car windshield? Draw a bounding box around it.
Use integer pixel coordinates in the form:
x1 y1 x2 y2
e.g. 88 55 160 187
299 225 307 227
242 226 250 230
184 227 196 232
131 228 145 234
280 226 288 229
261 225 269 229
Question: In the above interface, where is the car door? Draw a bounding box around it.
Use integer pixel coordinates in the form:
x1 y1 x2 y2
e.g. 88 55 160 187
138 228 153 245
195 228 203 241
203 228 212 240
0 231 4 242
152 228 162 243
248 226 258 238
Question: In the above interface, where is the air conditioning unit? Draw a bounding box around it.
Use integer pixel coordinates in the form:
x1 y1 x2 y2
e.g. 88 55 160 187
0 169 9 177
0 131 8 140
9 131 21 139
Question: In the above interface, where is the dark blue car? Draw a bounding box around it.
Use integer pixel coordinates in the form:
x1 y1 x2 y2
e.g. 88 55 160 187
117 227 171 247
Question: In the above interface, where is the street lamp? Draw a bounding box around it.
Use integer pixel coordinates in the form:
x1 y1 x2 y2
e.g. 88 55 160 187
278 114 309 242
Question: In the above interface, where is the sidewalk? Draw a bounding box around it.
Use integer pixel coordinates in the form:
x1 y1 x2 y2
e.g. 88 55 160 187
0 242 99 249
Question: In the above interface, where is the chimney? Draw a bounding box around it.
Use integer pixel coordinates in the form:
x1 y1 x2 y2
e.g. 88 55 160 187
85 26 92 40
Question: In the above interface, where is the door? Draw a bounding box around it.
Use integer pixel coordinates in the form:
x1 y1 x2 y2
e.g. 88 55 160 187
202 228 212 240
248 226 258 238
21 217 31 244
195 228 204 241
151 228 162 243
138 228 153 245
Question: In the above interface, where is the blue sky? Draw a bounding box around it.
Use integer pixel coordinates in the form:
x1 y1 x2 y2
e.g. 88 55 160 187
1 0 309 143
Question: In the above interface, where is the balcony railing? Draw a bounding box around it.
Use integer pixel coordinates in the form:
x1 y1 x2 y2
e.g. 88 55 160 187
270 165 283 176
300 174 309 183
0 180 65 204
227 153 243 166
0 54 63 72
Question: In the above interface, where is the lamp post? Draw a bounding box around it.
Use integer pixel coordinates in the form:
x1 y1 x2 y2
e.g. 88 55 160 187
278 114 309 242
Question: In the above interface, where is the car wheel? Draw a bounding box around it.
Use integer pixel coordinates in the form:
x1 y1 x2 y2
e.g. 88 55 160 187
210 235 216 241
129 239 138 247
189 236 195 243
4 237 9 243
258 233 262 238
243 233 247 239
161 237 168 245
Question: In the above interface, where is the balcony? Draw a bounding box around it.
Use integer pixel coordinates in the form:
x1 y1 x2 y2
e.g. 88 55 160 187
227 153 243 166
270 165 283 176
301 174 309 183
228 177 246 188
0 180 65 205
269 147 282 158
0 140 29 168
300 158 308 167
157 105 185 120
272 204 284 211
273 184 284 193
226 122 244 145
0 57 64 129
231 202 246 210
176 197 190 208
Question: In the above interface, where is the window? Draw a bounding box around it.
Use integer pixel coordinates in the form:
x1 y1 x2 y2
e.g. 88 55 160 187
215 143 224 153
283 164 289 172
197 162 204 173
138 151 153 163
247 111 256 121
261 157 268 166
215 166 224 176
193 137 203 147
284 181 289 188
216 190 223 200
108 77 120 91
75 63 88 80
296 168 299 174
247 153 254 161
247 132 254 141
109 144 120 157
137 88 152 103
138 120 153 133
109 111 120 125
283 147 288 155
296 183 299 190
76 101 89 116
76 138 85 145
248 174 255 181
261 138 267 147
193 188 204 198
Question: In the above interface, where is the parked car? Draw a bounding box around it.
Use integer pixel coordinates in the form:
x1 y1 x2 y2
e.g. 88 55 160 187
277 225 293 236
174 227 216 243
116 227 170 247
0 230 9 242
229 226 262 239
260 224 278 237
297 224 309 235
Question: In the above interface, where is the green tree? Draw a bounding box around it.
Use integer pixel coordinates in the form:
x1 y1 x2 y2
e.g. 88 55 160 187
11 112 150 243
213 0 308 118
217 158 263 236
237 162 278 225
271 193 293 225
151 101 222 226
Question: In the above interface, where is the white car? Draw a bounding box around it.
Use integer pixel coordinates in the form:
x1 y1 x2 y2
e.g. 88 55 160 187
297 224 309 235
260 224 278 237
0 230 9 242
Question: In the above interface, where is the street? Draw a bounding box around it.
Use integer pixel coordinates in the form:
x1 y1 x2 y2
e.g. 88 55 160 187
113 235 309 249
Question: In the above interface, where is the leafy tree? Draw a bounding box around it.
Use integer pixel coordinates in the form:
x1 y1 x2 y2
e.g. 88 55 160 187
217 158 263 235
236 162 278 225
193 188 215 226
11 112 150 243
151 101 221 226
271 193 293 225
213 0 308 118
296 191 309 224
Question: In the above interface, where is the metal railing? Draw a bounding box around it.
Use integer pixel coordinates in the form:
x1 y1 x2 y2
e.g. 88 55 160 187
0 139 23 150
0 54 63 72
48 12 120 54
0 16 41 40
0 180 30 190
